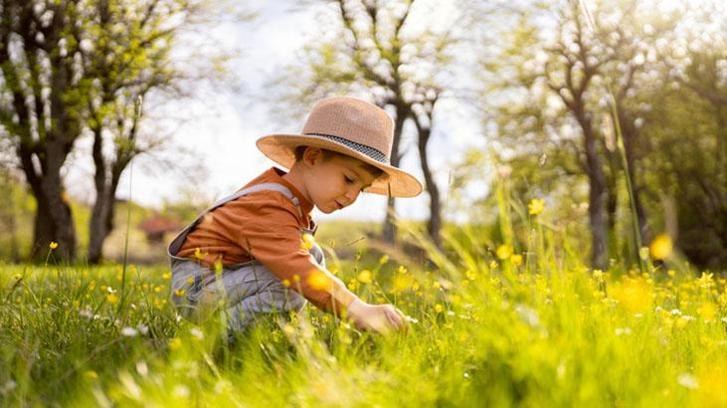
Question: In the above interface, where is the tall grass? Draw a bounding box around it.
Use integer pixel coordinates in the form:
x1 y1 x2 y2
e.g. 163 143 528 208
0 180 725 406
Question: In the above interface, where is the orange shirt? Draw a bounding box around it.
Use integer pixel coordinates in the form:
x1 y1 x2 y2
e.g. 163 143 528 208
176 167 356 314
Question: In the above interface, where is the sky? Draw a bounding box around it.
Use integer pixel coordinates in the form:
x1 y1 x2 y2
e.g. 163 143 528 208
63 0 488 222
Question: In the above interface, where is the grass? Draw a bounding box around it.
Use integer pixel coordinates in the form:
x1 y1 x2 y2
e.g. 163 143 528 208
0 209 725 407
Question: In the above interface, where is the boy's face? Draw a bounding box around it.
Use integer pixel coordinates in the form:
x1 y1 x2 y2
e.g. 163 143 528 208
301 148 378 214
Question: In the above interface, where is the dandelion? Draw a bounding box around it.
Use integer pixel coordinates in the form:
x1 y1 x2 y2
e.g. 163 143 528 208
106 293 119 305
307 269 332 291
357 269 373 284
393 274 414 292
697 273 714 290
649 234 673 260
528 198 545 216
511 254 523 266
496 244 513 260
282 279 291 288
697 302 716 321
162 272 171 280
49 241 59 250
174 288 186 298
169 337 182 351
301 233 315 251
434 304 444 313
611 278 653 313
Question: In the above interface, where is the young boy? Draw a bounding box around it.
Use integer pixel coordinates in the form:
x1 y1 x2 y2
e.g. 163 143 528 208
167 96 422 335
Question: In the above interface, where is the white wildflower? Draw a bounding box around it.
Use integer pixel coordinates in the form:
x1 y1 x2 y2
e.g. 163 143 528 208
677 373 698 389
121 327 138 337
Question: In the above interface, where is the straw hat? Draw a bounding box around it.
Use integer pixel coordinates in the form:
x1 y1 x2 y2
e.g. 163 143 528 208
256 96 422 197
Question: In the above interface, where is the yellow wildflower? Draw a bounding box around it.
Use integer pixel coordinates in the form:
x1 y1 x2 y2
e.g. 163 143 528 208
300 233 315 251
378 255 389 265
511 254 523 266
528 198 545 216
611 278 653 313
496 244 513 260
194 247 204 260
162 272 171 281
174 288 186 297
697 273 714 290
169 337 182 351
697 302 716 321
282 279 291 288
393 274 413 292
357 269 373 284
649 234 673 260
106 293 119 305
307 269 332 291
434 304 444 313
49 241 59 250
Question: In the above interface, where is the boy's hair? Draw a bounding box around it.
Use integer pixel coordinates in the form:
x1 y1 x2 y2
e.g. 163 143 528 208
294 146 384 179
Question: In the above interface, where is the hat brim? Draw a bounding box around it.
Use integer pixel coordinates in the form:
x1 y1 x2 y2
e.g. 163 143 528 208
256 134 423 198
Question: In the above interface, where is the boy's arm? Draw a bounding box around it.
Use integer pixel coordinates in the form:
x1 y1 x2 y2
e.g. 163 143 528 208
230 197 407 332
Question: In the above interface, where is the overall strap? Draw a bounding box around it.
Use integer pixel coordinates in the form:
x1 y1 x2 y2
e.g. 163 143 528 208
167 182 299 257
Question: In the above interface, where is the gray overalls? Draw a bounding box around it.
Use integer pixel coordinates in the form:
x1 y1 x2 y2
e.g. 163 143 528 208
167 182 324 331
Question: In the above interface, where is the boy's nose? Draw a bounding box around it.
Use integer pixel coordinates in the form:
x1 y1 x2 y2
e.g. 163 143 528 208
343 188 359 204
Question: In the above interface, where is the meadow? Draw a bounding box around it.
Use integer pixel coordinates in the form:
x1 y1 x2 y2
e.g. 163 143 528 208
1 207 725 407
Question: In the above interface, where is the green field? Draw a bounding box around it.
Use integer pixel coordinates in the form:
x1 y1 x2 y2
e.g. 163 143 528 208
1 223 725 407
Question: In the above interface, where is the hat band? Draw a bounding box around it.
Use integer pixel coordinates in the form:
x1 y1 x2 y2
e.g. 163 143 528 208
304 132 389 164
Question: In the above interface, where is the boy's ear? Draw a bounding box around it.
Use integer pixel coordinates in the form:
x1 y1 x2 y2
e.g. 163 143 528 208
302 147 324 166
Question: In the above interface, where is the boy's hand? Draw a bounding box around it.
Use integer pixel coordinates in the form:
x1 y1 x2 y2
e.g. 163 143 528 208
347 298 407 335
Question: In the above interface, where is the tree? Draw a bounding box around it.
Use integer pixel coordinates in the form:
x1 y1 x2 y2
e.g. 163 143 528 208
0 0 237 262
277 0 457 248
82 0 213 263
1 0 86 260
481 0 679 268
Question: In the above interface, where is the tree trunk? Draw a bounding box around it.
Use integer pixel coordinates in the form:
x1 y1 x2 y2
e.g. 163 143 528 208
26 171 77 261
382 102 409 245
577 108 609 269
413 103 443 249
88 190 111 264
